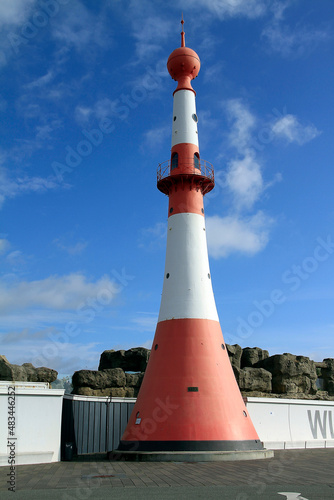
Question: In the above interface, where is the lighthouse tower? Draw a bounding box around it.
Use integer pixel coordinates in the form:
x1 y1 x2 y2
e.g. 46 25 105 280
115 20 272 461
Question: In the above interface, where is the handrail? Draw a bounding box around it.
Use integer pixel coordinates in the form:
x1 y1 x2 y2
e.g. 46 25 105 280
157 158 214 182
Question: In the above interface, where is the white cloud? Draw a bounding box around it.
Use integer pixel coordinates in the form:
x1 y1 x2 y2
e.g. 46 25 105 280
93 98 119 121
143 125 169 150
138 222 166 251
262 15 329 58
131 313 158 332
271 114 321 145
53 237 88 256
127 1 173 61
206 211 274 258
226 152 264 209
6 250 26 269
133 15 173 61
0 238 10 254
207 98 277 257
184 0 269 19
222 99 266 209
0 0 37 67
1 327 54 345
203 61 225 84
0 0 36 28
1 336 102 375
225 98 256 153
0 273 118 313
24 70 56 90
74 105 94 126
35 122 61 141
0 166 63 209
51 1 112 53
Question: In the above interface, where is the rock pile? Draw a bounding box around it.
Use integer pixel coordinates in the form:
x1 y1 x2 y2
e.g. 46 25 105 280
3 345 333 400
71 345 334 400
72 347 149 397
0 355 57 384
254 353 317 395
315 358 334 396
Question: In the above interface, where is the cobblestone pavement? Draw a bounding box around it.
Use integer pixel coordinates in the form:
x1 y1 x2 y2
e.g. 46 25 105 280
0 449 333 496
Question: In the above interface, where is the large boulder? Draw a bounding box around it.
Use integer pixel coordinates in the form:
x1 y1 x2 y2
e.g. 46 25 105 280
226 344 242 370
241 347 269 368
125 372 144 388
320 358 334 396
98 347 150 372
75 387 128 397
239 367 272 393
255 353 317 395
0 355 57 383
72 369 143 398
72 368 126 390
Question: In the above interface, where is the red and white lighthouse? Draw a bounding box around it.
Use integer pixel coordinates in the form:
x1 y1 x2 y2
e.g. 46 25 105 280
115 20 272 460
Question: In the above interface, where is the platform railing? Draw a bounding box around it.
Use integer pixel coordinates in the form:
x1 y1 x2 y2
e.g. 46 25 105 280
157 158 214 183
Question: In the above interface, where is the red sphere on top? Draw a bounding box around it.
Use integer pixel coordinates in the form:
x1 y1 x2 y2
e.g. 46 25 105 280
167 20 200 93
167 47 200 80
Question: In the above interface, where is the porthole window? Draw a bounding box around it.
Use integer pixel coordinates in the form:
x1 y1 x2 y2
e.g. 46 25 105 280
192 113 198 122
173 116 177 121
166 273 170 279
170 207 173 213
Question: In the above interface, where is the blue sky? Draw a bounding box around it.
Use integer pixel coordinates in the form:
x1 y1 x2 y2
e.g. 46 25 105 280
1 0 334 378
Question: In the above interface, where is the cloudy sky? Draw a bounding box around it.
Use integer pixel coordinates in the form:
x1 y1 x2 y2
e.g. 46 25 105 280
1 0 333 377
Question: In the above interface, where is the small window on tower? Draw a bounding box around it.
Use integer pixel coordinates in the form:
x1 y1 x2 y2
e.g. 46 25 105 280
194 153 200 170
171 153 178 171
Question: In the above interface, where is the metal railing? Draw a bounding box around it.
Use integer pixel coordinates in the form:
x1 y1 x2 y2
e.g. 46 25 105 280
157 158 214 182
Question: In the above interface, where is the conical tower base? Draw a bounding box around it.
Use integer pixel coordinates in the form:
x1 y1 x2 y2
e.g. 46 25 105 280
113 319 273 460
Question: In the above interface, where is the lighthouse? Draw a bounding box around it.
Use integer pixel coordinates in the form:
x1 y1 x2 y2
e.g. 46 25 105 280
114 20 273 461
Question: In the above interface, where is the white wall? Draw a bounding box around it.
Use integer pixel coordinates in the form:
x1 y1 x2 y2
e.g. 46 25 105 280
0 381 64 466
245 397 334 449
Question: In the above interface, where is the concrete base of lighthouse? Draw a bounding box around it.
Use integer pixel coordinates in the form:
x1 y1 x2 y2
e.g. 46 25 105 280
108 449 274 462
110 439 274 462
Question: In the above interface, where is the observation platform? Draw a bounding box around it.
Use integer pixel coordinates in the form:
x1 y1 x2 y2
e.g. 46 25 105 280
157 158 214 196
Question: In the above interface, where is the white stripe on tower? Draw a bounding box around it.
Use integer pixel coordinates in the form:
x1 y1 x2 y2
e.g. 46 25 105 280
172 90 198 148
158 213 219 322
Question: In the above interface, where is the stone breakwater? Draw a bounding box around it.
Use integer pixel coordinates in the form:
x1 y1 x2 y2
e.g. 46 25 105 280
70 346 334 400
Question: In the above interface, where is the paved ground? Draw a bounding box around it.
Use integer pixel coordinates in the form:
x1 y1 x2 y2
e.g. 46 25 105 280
1 449 334 499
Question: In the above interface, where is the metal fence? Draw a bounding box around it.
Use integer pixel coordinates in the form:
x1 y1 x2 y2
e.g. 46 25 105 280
61 394 135 456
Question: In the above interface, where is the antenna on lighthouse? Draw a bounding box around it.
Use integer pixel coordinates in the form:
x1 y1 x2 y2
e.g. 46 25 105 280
181 14 185 47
